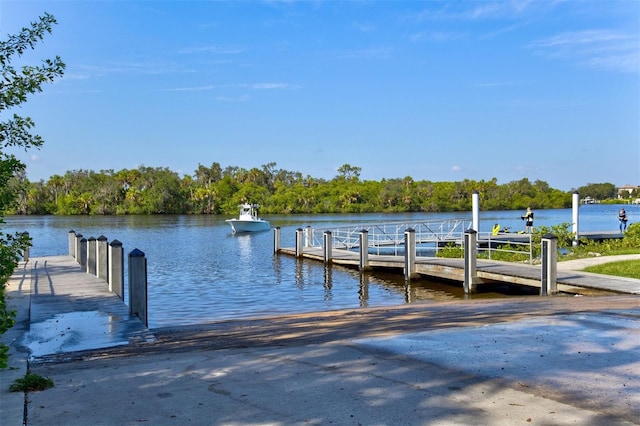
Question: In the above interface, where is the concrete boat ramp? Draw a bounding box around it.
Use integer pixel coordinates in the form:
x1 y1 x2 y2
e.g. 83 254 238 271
2 255 640 425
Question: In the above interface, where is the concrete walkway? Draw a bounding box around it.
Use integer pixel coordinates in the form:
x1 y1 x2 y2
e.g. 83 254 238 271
557 253 640 271
2 256 640 425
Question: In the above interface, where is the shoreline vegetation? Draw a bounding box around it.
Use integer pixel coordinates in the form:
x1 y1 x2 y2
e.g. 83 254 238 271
6 163 636 216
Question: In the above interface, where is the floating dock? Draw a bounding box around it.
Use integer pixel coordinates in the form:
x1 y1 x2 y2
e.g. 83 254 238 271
277 246 640 296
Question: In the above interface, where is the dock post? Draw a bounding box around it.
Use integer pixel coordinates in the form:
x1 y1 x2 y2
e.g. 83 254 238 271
463 229 478 294
108 239 124 299
74 233 83 264
404 228 417 281
21 232 30 261
87 237 97 275
97 235 109 282
323 231 333 264
572 192 579 246
541 234 558 296
295 228 304 258
79 237 88 272
68 230 76 258
128 248 148 327
305 226 313 247
273 227 281 253
472 191 480 232
359 230 370 271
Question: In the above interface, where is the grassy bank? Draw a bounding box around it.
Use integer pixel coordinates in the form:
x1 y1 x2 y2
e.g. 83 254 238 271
583 259 640 279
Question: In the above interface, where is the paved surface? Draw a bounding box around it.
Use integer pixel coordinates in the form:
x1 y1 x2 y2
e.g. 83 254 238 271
557 253 640 270
1 255 640 425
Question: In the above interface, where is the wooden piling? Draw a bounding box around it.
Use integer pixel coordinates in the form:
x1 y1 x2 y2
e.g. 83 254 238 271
273 227 281 253
74 233 83 264
359 230 370 271
323 231 333 264
295 228 304 258
68 230 76 258
541 234 558 296
128 248 148 327
97 235 109 282
109 240 124 299
404 229 417 280
79 237 88 272
464 229 478 294
87 237 97 275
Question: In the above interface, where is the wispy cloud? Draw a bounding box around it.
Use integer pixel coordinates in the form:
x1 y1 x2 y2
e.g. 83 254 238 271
408 31 465 43
165 83 299 92
214 94 250 102
531 30 630 48
70 61 192 79
178 45 247 55
353 21 376 33
474 81 521 88
529 29 639 73
406 0 540 22
250 83 299 90
337 46 392 60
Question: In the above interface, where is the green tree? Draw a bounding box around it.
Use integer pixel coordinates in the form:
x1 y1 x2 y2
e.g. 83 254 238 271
0 13 65 368
576 183 616 200
335 164 361 181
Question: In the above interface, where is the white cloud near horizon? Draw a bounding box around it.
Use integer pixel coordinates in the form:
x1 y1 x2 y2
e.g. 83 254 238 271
529 29 639 73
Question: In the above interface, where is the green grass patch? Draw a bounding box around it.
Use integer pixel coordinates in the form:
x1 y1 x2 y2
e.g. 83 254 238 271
9 372 54 392
583 260 640 279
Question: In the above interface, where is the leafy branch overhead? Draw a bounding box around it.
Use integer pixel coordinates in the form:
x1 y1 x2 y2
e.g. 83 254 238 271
1 12 65 151
0 13 64 371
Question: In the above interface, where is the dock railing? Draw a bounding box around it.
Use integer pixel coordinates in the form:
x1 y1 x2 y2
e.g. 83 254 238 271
478 232 534 264
307 219 534 263
309 218 473 255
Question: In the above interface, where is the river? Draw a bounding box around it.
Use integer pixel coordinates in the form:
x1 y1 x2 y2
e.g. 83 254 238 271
2 204 636 328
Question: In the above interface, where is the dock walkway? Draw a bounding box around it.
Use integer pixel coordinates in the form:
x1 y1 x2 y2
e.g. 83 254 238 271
279 247 640 295
5 255 153 360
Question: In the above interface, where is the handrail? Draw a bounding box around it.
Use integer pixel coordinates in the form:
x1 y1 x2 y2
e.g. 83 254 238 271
310 218 472 250
480 232 533 264
306 220 534 263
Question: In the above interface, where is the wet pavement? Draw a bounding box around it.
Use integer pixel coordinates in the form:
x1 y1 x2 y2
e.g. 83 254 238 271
20 256 154 359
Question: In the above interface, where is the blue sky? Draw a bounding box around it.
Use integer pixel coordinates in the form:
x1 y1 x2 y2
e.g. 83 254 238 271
1 1 638 191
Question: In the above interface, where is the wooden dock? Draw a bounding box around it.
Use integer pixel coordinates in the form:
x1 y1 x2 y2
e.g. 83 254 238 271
278 247 640 295
578 231 625 241
8 256 154 359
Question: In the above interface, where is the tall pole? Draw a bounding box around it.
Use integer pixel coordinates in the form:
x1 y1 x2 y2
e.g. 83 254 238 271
572 192 580 246
472 191 480 232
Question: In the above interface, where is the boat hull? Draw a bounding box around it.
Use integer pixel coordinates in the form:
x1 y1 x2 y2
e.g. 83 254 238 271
226 219 271 233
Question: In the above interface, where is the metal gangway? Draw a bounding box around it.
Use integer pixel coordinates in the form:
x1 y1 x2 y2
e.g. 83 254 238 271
308 218 473 255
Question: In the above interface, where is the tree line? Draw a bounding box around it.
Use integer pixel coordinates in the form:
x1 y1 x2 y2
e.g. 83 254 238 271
5 162 581 215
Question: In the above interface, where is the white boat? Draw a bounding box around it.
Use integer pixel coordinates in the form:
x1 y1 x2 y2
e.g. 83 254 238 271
226 203 271 233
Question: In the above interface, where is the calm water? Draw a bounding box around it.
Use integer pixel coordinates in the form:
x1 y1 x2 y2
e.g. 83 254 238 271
3 204 636 328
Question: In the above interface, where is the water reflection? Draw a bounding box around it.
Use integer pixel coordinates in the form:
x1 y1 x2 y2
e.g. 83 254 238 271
26 311 128 357
359 273 370 307
235 234 252 258
323 264 332 301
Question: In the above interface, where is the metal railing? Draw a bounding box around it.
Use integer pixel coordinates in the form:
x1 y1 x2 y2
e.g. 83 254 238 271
309 218 473 254
306 221 534 263
479 232 534 264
